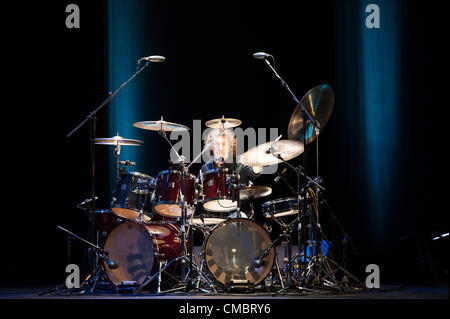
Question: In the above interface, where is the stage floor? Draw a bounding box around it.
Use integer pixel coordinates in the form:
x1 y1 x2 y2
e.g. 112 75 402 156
0 284 447 299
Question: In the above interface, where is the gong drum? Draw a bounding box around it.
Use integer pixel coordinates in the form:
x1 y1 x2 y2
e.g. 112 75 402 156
103 220 182 287
203 218 274 287
153 170 197 217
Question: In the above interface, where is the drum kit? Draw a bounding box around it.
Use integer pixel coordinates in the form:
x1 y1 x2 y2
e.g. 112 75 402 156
58 55 363 295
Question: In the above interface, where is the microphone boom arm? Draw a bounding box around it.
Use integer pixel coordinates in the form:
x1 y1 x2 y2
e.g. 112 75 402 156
262 59 317 127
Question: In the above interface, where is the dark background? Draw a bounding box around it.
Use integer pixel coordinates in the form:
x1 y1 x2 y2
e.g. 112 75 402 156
1 0 448 287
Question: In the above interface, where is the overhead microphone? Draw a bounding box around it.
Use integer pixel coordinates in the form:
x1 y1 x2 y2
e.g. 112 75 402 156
118 160 136 166
79 196 98 206
274 167 288 182
253 52 272 60
138 55 166 63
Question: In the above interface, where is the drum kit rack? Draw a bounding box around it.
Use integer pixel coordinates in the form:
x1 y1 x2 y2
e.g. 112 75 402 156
55 53 365 296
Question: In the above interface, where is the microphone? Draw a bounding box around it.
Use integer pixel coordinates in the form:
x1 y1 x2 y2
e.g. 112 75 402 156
252 257 265 268
274 168 288 182
118 160 136 166
139 55 166 63
268 135 282 155
78 196 98 206
253 52 272 60
107 259 119 269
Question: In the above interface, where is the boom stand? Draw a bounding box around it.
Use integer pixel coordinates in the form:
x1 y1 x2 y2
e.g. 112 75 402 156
66 61 151 272
56 226 119 294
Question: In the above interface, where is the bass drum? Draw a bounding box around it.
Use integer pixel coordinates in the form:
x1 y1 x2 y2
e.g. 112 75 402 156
203 218 274 287
103 220 183 287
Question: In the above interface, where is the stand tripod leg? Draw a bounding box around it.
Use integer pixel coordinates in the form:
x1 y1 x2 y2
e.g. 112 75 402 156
275 257 285 290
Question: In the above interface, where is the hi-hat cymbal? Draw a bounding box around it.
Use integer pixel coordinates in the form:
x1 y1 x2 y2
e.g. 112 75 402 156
133 117 189 132
240 186 272 200
205 116 242 129
239 140 304 167
288 84 334 144
95 135 143 146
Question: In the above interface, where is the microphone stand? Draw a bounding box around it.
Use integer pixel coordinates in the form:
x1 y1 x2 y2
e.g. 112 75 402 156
260 57 318 284
66 61 152 272
56 226 118 293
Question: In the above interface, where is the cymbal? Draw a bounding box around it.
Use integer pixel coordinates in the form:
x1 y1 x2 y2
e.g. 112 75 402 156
133 118 189 132
240 186 272 200
205 116 242 129
239 139 304 167
95 135 143 146
288 84 334 144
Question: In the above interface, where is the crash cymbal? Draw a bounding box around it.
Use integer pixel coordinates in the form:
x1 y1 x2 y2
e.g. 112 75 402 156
288 84 334 144
239 139 304 167
95 135 143 146
205 116 242 129
240 186 272 200
133 117 189 132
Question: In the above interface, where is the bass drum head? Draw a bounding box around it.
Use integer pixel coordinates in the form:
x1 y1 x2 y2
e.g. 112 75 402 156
204 218 274 287
103 221 155 286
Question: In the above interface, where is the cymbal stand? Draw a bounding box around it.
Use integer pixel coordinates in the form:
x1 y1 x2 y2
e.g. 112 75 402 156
113 138 121 183
260 56 318 285
133 241 218 294
190 223 220 293
157 126 193 288
136 128 214 293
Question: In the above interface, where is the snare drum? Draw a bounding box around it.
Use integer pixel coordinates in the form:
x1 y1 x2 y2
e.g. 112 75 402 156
111 171 154 221
202 168 238 212
262 197 300 218
153 170 197 217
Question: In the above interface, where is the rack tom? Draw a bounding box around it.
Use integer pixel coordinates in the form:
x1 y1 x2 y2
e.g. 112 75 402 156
153 170 197 217
202 168 239 212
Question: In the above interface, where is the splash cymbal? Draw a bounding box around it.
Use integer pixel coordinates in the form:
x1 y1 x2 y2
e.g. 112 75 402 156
205 116 242 129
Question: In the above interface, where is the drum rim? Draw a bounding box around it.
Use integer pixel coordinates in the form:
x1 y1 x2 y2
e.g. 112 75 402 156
262 197 297 206
156 169 196 180
126 171 151 179
203 197 238 212
154 200 195 208
262 197 298 217
202 167 233 175
202 218 274 288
